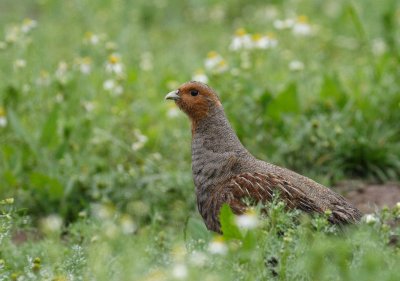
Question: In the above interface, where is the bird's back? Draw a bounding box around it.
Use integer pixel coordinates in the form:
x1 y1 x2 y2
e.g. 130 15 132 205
191 107 362 232
167 81 362 233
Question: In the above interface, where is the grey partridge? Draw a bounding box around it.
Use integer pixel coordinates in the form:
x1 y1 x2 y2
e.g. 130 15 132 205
165 81 362 233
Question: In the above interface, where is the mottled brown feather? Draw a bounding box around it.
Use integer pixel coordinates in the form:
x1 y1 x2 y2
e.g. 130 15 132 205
168 81 363 234
200 172 327 233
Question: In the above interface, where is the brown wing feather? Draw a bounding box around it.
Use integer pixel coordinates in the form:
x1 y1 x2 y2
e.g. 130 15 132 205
200 172 358 233
225 172 324 213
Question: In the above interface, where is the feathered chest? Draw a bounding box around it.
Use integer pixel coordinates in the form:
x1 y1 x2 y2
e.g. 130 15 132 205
191 138 238 191
190 111 253 191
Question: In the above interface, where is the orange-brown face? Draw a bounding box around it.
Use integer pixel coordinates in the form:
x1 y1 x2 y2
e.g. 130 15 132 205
165 81 221 121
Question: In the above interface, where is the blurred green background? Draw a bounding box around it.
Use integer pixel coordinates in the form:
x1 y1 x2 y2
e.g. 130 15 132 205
1 0 400 280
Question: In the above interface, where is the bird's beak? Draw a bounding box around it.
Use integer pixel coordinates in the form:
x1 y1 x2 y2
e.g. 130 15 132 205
165 90 180 101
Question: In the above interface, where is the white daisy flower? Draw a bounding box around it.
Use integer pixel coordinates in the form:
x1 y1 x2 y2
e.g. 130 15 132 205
208 236 228 255
21 18 37 33
120 215 136 234
55 61 69 84
172 263 188 279
204 51 223 70
215 60 229 73
0 116 7 128
36 70 51 86
131 130 148 151
0 198 14 204
235 209 259 229
106 53 124 75
167 107 180 118
76 57 92 74
103 79 116 91
204 51 228 73
13 59 26 70
289 60 304 71
82 101 95 112
103 79 124 96
192 70 209 83
84 32 101 45
273 18 294 30
371 38 387 56
363 213 378 224
293 16 312 36
5 25 20 43
252 33 278 49
229 28 253 51
39 214 63 233
189 251 207 267
92 203 114 219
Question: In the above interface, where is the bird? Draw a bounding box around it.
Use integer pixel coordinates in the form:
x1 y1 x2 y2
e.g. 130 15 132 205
165 81 362 233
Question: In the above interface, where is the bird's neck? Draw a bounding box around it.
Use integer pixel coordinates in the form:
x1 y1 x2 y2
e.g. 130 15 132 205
191 106 251 198
191 106 248 156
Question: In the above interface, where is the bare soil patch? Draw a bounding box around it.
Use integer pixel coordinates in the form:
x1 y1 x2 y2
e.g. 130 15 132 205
334 181 400 214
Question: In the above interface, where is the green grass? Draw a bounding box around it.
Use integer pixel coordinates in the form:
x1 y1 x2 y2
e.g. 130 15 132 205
1 199 400 280
0 0 400 280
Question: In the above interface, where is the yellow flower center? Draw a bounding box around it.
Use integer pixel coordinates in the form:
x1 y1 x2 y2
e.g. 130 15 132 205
207 51 219 59
84 32 93 38
235 28 247 36
298 15 309 23
244 208 256 216
194 68 205 75
213 235 225 243
252 33 262 41
108 54 120 64
217 60 227 67
22 18 34 27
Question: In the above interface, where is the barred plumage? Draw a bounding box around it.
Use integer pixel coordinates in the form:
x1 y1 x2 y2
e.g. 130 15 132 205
166 81 363 233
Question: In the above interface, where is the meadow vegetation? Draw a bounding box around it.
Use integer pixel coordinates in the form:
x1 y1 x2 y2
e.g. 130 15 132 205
0 0 400 280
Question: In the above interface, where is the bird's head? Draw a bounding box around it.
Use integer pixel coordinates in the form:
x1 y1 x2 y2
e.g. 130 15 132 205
165 81 222 122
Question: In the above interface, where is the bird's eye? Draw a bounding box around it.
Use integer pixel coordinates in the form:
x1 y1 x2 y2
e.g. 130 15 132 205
190 90 199 96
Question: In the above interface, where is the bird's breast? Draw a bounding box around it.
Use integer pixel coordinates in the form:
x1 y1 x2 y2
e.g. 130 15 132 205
191 124 250 192
192 149 222 188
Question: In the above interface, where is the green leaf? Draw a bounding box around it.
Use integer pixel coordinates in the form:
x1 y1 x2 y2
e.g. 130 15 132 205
7 108 29 142
267 83 299 122
2 170 18 188
184 217 212 249
220 204 242 240
7 108 37 153
39 107 59 147
319 75 347 108
346 3 367 42
258 88 273 111
29 172 64 201
242 230 257 251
